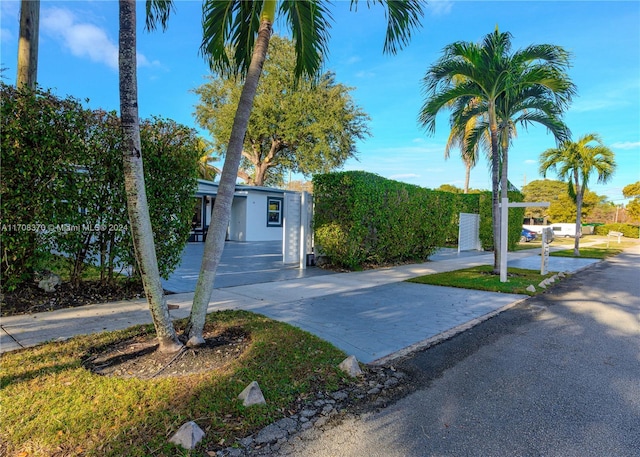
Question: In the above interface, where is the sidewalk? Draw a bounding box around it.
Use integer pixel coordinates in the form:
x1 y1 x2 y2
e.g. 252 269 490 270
0 247 602 362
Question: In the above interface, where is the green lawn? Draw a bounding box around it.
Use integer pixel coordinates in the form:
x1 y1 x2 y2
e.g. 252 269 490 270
550 247 623 259
407 265 558 296
0 311 350 456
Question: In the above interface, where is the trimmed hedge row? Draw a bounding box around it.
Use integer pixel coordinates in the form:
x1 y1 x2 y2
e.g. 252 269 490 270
593 223 640 238
313 171 523 270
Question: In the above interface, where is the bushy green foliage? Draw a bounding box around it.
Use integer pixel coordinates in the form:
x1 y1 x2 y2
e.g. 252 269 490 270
1 85 90 289
0 83 199 290
313 171 523 270
593 223 640 238
477 190 525 251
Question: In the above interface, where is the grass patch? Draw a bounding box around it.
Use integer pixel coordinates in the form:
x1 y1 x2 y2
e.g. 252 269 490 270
407 265 557 296
550 247 622 259
0 310 350 456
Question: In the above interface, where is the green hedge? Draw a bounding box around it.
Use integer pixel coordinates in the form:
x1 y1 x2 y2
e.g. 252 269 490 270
1 84 199 291
593 223 640 238
312 171 523 270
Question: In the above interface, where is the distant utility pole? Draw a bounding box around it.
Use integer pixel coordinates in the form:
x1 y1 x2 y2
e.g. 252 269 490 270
17 0 40 89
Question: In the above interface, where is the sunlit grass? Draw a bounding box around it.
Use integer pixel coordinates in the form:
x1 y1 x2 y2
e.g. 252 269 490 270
0 310 349 456
407 265 557 296
550 247 623 259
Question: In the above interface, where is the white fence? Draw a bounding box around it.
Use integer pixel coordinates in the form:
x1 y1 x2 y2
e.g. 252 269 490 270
458 212 481 252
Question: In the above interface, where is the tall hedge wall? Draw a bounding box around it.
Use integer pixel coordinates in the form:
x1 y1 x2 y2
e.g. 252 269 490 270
0 84 199 291
313 171 523 270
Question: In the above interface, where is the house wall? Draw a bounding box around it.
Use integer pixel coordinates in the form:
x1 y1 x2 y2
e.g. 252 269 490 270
244 192 284 241
229 197 247 241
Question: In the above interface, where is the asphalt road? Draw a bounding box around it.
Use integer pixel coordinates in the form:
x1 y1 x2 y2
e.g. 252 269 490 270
275 246 640 457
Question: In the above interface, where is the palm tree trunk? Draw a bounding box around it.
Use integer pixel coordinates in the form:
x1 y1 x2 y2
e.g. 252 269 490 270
574 179 583 256
17 0 39 89
464 161 471 194
119 0 182 353
488 104 501 273
186 16 273 346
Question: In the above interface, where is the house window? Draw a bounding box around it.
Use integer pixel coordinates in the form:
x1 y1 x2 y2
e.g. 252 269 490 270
267 197 283 227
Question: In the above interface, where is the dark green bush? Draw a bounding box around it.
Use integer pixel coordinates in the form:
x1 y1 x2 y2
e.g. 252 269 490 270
313 171 523 270
0 83 199 290
593 223 640 238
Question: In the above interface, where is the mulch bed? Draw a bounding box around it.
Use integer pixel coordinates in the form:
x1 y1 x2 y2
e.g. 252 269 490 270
1 280 147 317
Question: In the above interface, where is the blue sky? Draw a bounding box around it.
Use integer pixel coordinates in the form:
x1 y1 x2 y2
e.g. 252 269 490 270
1 1 639 204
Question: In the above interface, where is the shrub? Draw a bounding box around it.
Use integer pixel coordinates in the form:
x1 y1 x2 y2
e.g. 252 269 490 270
313 171 523 270
0 83 199 290
593 223 640 238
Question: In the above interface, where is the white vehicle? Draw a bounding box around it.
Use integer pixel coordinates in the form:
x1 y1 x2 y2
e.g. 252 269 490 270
550 223 581 238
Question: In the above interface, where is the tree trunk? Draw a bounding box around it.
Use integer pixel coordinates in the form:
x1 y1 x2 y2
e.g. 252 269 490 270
186 18 273 346
118 0 182 353
464 161 471 194
17 0 39 89
574 177 583 257
488 103 501 273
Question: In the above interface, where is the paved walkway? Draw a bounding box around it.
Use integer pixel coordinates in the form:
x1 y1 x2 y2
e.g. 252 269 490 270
0 247 602 362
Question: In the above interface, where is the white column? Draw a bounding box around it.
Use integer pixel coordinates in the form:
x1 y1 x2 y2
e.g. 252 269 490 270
500 197 509 283
299 192 308 270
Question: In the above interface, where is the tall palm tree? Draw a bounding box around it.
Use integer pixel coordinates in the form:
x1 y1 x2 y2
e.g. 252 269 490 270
182 0 425 346
120 0 182 352
419 28 575 272
17 0 40 89
444 95 486 194
539 133 616 256
196 137 219 181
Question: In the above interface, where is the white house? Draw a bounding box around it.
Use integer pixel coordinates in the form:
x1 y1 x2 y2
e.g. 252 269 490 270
192 180 297 242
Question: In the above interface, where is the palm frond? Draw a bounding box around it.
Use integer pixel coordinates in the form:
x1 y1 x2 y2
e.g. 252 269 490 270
145 0 175 32
349 0 424 55
201 0 262 76
280 0 333 80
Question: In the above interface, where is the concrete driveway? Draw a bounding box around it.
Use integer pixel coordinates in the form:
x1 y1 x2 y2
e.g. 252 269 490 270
161 240 333 293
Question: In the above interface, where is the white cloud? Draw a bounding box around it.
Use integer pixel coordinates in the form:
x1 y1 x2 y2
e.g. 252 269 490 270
610 141 640 150
355 70 376 78
524 159 537 164
41 8 155 70
389 173 420 181
429 0 454 16
571 80 640 113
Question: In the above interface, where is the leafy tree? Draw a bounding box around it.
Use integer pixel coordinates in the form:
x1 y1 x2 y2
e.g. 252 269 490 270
120 0 182 352
437 184 463 194
523 179 603 223
193 35 370 187
419 28 575 273
540 133 616 255
623 181 640 221
180 0 425 346
622 181 640 198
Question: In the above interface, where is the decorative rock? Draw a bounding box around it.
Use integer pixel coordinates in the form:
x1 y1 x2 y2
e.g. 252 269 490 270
526 285 536 293
538 280 547 289
37 272 61 292
338 355 363 377
558 272 566 278
254 423 287 445
331 391 348 401
169 421 205 449
238 381 266 406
